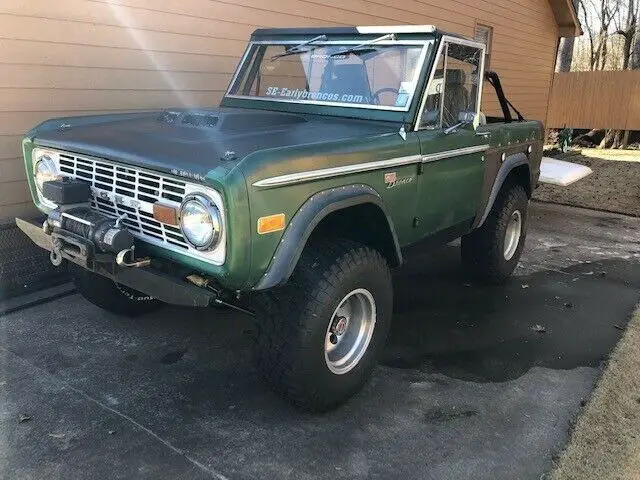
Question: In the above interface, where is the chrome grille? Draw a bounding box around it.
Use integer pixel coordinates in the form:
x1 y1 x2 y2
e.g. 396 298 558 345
57 153 190 250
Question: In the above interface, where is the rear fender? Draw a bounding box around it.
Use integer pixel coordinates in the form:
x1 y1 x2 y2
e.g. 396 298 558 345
474 152 530 229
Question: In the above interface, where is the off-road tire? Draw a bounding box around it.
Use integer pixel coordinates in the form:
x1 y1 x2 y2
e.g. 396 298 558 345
461 182 528 284
253 239 393 412
69 264 162 316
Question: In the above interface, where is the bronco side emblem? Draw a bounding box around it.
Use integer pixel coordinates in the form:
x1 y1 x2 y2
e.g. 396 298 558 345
384 172 397 184
385 172 415 189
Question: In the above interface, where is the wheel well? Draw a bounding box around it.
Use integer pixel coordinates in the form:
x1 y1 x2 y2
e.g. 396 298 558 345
307 203 401 268
504 164 532 197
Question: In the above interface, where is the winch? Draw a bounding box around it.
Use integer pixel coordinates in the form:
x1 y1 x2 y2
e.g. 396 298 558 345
41 178 138 266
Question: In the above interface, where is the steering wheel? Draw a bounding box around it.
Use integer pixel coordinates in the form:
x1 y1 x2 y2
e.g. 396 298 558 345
372 87 400 105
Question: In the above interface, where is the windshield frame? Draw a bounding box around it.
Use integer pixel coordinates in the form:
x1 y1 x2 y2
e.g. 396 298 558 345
224 39 434 113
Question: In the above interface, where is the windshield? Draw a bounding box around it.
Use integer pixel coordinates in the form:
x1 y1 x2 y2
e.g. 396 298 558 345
227 41 432 111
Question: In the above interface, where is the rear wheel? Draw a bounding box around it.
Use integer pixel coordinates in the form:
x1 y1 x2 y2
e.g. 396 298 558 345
69 264 162 316
461 182 528 284
253 239 393 412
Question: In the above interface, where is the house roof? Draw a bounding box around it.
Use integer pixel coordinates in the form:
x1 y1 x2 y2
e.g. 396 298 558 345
549 0 583 36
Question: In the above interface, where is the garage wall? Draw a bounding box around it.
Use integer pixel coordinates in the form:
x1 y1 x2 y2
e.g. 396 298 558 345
0 0 559 221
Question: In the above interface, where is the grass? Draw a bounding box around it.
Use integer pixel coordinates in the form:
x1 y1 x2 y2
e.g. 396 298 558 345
580 148 640 163
551 306 640 480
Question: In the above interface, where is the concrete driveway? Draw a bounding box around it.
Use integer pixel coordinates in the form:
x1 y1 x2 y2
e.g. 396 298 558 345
1 202 639 480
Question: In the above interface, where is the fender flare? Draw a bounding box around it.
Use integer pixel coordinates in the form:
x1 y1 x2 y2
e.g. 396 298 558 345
253 184 402 291
474 152 530 229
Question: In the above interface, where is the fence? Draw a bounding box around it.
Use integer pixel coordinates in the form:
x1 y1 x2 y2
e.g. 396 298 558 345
546 71 640 130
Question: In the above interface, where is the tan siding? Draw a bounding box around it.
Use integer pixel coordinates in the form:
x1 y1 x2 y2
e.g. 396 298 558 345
0 180 33 206
0 158 27 183
0 0 560 220
0 136 23 160
0 90 219 112
0 202 38 219
0 65 231 90
0 39 240 73
547 71 640 130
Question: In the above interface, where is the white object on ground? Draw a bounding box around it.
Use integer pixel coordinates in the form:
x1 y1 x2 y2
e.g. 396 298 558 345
539 157 593 186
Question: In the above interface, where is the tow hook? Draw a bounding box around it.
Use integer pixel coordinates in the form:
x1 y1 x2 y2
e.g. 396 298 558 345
50 238 64 266
115 247 151 268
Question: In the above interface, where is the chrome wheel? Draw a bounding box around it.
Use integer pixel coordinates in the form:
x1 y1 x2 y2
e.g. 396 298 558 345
503 210 522 261
325 288 376 375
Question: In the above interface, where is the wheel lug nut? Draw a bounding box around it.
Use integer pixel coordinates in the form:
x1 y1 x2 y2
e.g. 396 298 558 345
329 333 338 345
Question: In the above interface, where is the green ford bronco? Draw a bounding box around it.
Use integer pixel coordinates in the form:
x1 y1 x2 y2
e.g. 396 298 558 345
17 25 542 411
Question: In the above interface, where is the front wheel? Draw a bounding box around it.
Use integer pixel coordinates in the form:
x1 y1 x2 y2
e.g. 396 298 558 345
253 239 393 412
461 183 528 284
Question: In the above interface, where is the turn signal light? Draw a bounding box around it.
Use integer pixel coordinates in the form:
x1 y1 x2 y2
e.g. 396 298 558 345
257 213 286 234
153 202 178 225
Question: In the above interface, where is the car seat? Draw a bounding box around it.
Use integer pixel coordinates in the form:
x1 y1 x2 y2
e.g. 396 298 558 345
443 69 470 127
320 63 372 103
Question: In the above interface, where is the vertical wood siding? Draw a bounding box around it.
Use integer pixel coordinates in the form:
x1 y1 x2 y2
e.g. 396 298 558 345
0 0 559 220
547 71 640 130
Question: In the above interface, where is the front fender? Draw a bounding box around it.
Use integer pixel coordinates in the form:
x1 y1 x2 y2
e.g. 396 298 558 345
253 184 402 290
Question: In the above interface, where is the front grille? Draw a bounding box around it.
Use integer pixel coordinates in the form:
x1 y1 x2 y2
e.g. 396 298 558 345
57 152 190 250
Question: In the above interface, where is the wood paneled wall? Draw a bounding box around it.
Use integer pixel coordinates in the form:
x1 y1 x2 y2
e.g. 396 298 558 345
547 71 640 130
0 0 560 220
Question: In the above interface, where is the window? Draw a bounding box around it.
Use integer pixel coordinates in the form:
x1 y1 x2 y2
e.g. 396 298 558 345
420 43 483 129
475 24 493 69
420 51 445 129
227 42 431 111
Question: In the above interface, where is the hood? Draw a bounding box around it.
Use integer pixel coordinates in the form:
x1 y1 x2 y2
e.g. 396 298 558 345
32 108 399 178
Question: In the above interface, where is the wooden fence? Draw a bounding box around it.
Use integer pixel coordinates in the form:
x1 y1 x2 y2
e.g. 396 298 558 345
546 71 640 130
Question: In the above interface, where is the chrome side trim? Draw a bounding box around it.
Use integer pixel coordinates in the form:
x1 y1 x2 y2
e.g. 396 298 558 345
422 145 490 163
252 155 422 188
253 146 489 188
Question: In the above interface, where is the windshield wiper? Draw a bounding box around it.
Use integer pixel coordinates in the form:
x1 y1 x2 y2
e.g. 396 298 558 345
330 33 396 57
270 35 327 61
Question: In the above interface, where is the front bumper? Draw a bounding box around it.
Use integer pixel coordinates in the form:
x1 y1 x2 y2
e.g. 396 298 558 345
15 217 216 307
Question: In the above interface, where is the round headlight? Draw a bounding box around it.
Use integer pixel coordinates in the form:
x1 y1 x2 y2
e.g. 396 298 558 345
34 154 60 193
179 195 222 250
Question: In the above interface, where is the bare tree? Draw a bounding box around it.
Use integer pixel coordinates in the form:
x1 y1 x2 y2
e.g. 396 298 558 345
577 0 597 68
632 31 640 68
576 0 617 69
557 37 576 71
612 0 639 69
600 0 639 147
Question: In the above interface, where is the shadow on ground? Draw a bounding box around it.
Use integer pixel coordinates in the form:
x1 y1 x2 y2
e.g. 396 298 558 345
384 246 640 383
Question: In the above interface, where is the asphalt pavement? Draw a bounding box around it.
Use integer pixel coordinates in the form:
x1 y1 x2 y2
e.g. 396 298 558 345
1 202 639 480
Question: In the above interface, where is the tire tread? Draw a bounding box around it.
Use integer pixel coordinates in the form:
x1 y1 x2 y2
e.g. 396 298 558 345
253 239 391 411
461 183 528 284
